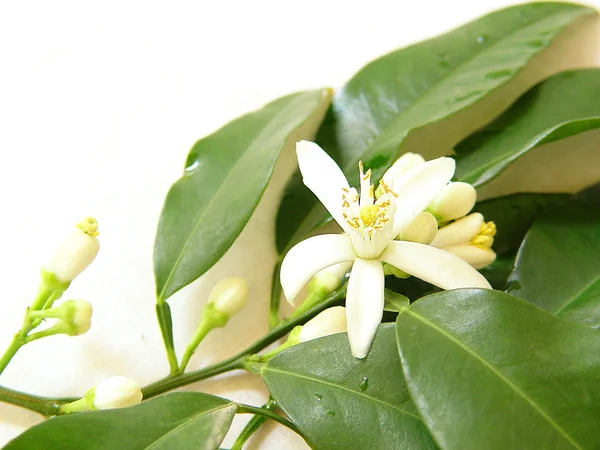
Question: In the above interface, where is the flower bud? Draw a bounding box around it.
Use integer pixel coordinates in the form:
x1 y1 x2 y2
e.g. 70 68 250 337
308 262 352 297
428 182 477 222
431 213 497 269
397 211 438 245
298 306 347 343
207 277 248 317
60 300 93 336
44 217 100 284
88 376 143 410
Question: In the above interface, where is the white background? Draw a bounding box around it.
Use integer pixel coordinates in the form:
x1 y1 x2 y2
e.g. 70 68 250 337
0 1 598 448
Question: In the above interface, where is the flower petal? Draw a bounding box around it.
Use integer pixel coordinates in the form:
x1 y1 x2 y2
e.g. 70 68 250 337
381 241 491 289
430 213 484 248
444 244 496 269
280 234 356 305
392 157 456 237
346 258 385 359
382 152 425 187
296 141 351 233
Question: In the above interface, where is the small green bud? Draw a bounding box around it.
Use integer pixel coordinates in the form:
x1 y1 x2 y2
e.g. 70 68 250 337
60 300 93 336
208 277 248 317
308 263 351 297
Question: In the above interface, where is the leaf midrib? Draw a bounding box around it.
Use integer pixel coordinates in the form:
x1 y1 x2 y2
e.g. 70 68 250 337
283 8 585 252
144 403 235 449
402 308 582 449
158 92 315 300
264 366 421 421
554 272 600 316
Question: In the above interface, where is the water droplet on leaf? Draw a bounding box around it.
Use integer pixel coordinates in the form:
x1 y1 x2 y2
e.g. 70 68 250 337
476 35 487 43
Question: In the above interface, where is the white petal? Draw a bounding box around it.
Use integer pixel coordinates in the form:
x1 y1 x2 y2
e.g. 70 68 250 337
444 244 496 269
392 157 456 237
296 141 351 233
430 213 484 248
381 241 491 290
280 234 356 305
428 182 477 221
382 152 426 187
346 258 385 359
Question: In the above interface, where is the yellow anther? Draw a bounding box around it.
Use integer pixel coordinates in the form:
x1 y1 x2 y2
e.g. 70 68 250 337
360 205 380 227
77 217 99 237
358 161 364 173
369 185 374 199
480 221 497 237
471 235 494 249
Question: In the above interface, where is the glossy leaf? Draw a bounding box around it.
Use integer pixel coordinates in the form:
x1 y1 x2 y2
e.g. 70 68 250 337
456 69 600 188
5 393 237 450
154 89 331 301
473 193 569 254
275 3 596 253
509 201 600 328
384 289 410 312
396 289 600 450
262 325 436 450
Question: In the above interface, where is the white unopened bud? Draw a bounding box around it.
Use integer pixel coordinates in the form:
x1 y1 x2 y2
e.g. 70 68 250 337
298 306 347 343
89 376 142 410
397 212 438 245
308 262 352 296
431 213 497 269
45 218 100 284
428 182 476 222
60 300 93 336
208 277 248 317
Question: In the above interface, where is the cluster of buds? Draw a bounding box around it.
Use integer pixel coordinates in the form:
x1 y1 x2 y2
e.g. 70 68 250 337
380 153 496 271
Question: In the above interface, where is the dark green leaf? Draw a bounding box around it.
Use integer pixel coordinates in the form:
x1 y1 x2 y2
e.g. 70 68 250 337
5 393 237 450
473 193 569 254
396 289 600 450
154 89 331 301
479 252 516 291
384 289 410 312
276 3 596 254
509 200 600 328
262 325 436 450
456 69 600 188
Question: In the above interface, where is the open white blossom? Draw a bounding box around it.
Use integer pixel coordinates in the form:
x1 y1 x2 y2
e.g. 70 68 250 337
281 141 490 358
431 213 497 269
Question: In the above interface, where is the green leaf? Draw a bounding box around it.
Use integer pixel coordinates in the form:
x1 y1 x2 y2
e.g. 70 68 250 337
262 325 437 450
275 3 596 254
456 69 600 189
384 289 410 312
473 193 569 255
508 200 600 328
479 252 516 291
5 393 237 450
396 289 600 450
154 89 331 301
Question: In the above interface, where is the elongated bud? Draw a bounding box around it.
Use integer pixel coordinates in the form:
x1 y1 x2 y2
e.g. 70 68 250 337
87 376 143 410
298 306 347 343
397 211 438 245
431 213 497 269
26 299 93 338
44 217 100 284
428 182 476 222
208 277 248 317
308 262 351 297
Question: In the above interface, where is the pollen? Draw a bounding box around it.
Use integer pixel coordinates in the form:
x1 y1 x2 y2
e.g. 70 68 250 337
471 221 496 249
360 205 380 228
77 217 100 237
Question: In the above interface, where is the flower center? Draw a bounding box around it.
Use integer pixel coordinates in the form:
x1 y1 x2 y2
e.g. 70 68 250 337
359 205 379 227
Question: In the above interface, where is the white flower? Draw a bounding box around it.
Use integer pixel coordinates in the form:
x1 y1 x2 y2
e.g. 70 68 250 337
90 376 143 410
298 306 347 342
45 217 100 284
208 277 248 316
431 213 497 269
281 141 490 358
